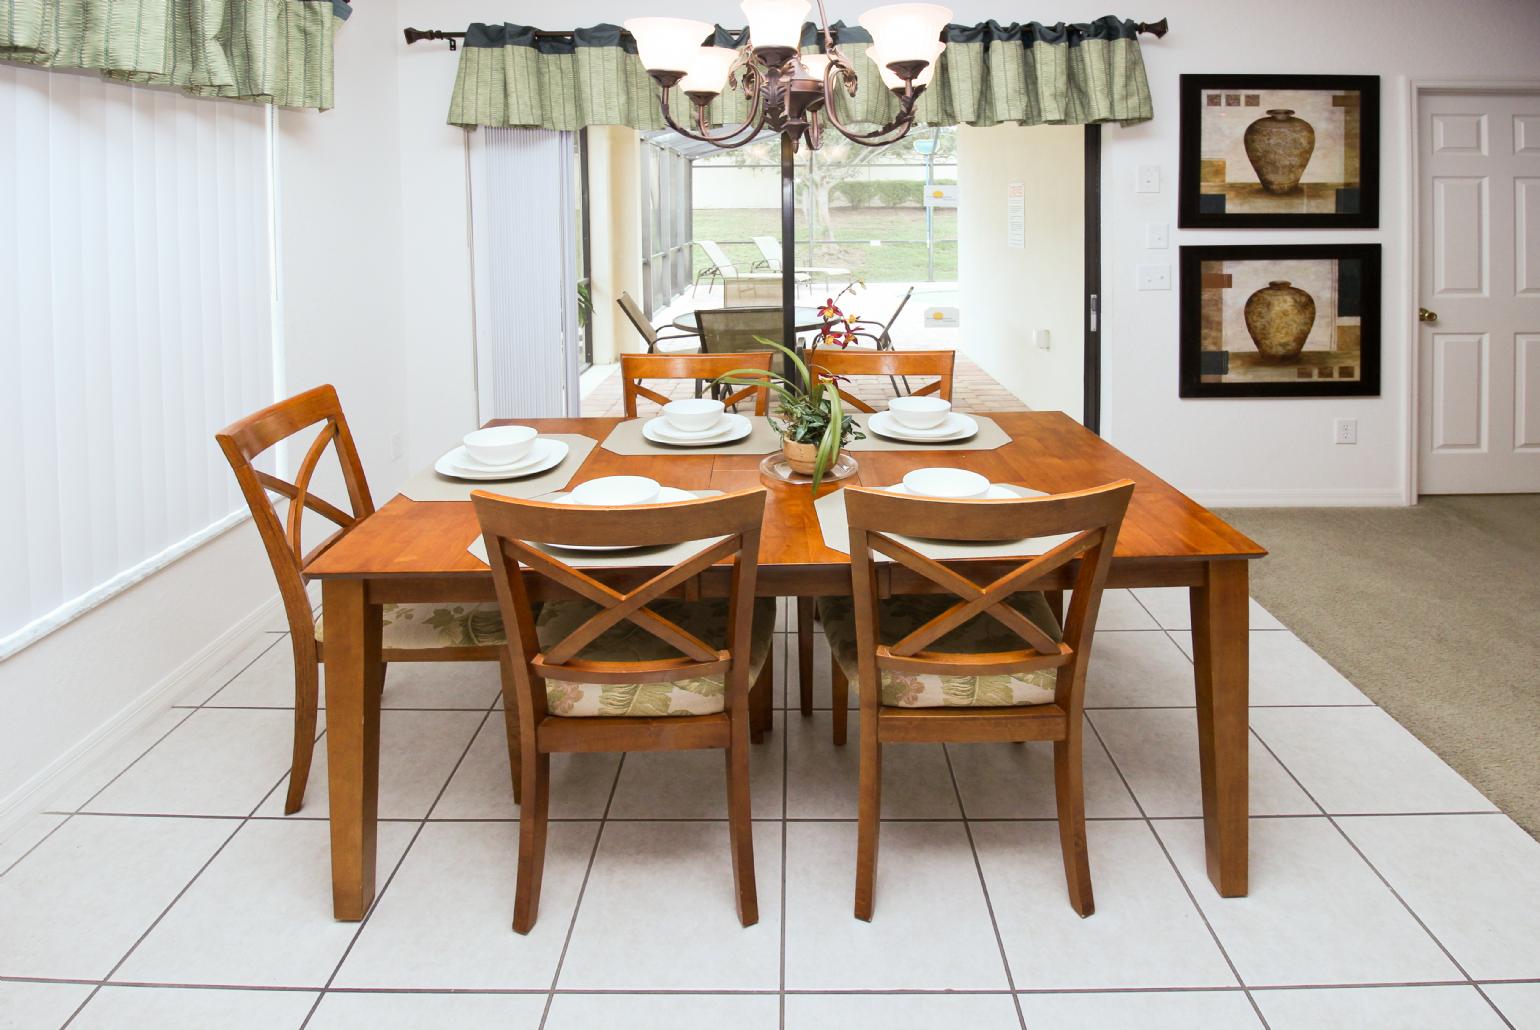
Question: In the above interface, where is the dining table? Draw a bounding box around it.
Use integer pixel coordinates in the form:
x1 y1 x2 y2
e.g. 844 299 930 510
306 411 1266 920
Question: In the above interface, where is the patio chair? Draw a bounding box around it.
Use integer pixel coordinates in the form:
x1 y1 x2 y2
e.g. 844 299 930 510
618 292 699 355
695 239 803 296
850 285 915 352
751 235 851 288
697 307 786 407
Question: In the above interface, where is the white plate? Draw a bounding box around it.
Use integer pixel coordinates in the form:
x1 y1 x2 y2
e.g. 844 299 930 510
882 482 1024 500
643 412 752 447
453 445 546 475
868 410 979 443
434 438 568 481
653 415 732 438
545 487 698 551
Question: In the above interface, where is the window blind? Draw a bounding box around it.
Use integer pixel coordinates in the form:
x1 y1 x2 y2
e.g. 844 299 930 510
0 65 276 658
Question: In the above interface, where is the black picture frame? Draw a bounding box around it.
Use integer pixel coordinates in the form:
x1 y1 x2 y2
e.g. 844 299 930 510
1178 74 1379 229
1179 243 1381 398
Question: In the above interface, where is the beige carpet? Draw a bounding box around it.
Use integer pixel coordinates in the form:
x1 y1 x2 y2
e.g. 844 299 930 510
1218 496 1540 839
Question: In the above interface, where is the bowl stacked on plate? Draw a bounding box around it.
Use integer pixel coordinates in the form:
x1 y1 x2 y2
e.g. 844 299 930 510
642 399 753 447
868 397 979 444
437 425 570 481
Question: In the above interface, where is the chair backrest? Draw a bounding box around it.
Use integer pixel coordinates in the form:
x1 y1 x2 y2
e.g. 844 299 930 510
698 240 738 276
810 347 955 412
751 236 781 271
620 351 774 417
471 487 769 725
842 480 1135 709
880 286 915 337
617 292 659 349
215 385 375 641
698 306 783 356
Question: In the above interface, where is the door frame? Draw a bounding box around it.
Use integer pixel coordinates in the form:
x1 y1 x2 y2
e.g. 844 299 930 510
1406 79 1540 502
1084 124 1103 434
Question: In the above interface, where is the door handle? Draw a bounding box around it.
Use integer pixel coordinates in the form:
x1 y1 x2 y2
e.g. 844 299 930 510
1418 307 1439 323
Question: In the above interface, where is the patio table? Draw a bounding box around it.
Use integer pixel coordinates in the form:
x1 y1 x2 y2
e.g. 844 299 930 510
306 412 1265 920
671 306 824 334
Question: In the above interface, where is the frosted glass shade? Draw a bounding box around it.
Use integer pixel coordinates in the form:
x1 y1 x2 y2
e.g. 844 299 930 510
680 47 739 95
865 40 941 89
798 53 831 79
624 17 713 74
859 3 952 64
741 0 810 51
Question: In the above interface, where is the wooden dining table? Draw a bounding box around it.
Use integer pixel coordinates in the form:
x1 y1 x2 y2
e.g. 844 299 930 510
306 411 1265 920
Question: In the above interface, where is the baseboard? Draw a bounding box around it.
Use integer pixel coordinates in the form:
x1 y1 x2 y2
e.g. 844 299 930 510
0 592 285 843
1193 487 1410 508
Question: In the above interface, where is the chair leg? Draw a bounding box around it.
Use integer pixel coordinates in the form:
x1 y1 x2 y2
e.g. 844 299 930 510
749 647 773 744
854 707 881 920
1054 733 1095 917
797 598 815 718
500 697 522 807
512 751 550 935
832 661 849 746
284 656 321 815
725 713 759 927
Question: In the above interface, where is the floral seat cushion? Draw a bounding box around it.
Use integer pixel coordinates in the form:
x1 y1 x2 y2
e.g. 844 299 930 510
534 597 777 717
314 602 506 649
817 592 1063 708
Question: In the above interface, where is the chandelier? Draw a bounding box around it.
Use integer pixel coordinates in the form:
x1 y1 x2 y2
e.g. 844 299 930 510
624 0 952 152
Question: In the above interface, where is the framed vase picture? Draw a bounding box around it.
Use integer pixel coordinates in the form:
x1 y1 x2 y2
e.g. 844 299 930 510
1178 74 1379 228
1179 244 1381 398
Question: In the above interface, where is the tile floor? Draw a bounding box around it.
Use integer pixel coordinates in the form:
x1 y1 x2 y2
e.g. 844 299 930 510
2 590 1538 1029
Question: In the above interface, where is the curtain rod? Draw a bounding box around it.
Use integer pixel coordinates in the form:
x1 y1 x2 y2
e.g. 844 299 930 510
402 18 1169 50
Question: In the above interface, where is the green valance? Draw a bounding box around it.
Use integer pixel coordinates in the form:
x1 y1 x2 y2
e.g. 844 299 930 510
0 0 351 110
447 17 1152 131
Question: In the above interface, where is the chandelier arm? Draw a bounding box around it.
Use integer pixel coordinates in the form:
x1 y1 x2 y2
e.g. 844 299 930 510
657 84 765 146
819 67 923 147
694 91 771 148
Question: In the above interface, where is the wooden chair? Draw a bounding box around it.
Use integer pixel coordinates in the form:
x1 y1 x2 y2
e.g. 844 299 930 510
809 347 955 412
820 481 1134 920
617 292 699 355
216 385 504 814
471 487 777 933
620 351 774 417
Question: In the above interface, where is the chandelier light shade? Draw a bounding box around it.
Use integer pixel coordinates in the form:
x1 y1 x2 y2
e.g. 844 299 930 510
679 46 740 97
623 17 713 79
858 2 952 65
741 0 812 52
865 41 941 90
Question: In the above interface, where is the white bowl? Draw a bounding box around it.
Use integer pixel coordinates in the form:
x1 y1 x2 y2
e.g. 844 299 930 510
888 396 951 430
568 476 662 507
902 467 991 500
663 398 725 433
463 425 537 466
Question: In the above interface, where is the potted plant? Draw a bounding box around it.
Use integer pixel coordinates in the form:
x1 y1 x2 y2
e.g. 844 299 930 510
715 286 867 490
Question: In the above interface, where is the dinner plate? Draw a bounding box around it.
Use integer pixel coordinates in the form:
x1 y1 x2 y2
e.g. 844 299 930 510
643 412 752 447
867 410 979 443
882 482 1024 500
652 415 732 438
434 439 568 481
545 487 698 551
453 445 547 475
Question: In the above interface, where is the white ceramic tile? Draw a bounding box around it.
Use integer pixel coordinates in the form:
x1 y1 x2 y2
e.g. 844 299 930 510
946 717 1139 819
1255 985 1507 1029
204 640 307 708
0 815 233 979
559 821 782 990
1485 983 1540 1030
1132 587 1285 631
1171 631 1371 706
608 712 783 819
1338 814 1540 980
176 634 289 705
1090 709 1317 817
44 708 197 813
783 821 1008 990
308 991 547 1029
376 659 502 709
430 716 619 820
1084 631 1197 708
785 992 1021 1028
72 986 319 1030
975 820 1236 989
1250 708 1495 814
785 711 960 819
1154 817 1460 986
0 812 68 873
114 819 414 988
1018 990 1263 1028
255 710 485 820
334 821 598 990
802 628 853 710
84 708 296 816
547 993 780 1029
1085 588 1161 630
0 980 93 1030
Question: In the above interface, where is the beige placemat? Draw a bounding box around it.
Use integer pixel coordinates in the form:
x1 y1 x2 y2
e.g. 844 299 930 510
842 413 1011 452
814 483 1074 560
600 416 781 457
400 435 597 502
466 490 727 569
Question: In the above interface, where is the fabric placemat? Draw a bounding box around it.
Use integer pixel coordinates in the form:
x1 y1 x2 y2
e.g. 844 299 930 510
842 413 1011 452
814 483 1074 560
467 490 727 569
399 435 597 503
599 416 781 457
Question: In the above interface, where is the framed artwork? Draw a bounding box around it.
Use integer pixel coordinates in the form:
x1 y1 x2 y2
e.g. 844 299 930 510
1179 74 1379 228
1179 244 1381 398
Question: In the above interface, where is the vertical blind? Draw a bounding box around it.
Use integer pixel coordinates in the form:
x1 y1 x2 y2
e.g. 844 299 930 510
0 65 275 657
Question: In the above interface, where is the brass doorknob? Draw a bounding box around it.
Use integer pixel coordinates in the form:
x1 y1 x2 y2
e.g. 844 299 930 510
1419 307 1439 323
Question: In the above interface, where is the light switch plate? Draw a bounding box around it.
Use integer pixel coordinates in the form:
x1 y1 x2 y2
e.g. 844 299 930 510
1146 223 1169 248
1137 264 1171 290
1136 165 1161 193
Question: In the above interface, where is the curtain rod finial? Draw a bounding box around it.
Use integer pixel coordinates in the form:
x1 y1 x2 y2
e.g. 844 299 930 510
1139 17 1168 38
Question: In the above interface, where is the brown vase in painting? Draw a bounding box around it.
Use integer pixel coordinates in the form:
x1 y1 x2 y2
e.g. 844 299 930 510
1244 280 1316 361
1243 109 1315 194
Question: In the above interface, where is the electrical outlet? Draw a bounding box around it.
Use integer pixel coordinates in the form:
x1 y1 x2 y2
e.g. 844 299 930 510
1146 222 1169 249
391 432 405 460
1137 264 1171 290
1034 328 1051 350
1136 164 1161 193
1334 418 1358 445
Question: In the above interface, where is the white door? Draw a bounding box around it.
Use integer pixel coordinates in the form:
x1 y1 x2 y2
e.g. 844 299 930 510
1418 90 1540 494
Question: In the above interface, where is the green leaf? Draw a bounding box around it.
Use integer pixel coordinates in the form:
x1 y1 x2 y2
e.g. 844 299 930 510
597 682 676 717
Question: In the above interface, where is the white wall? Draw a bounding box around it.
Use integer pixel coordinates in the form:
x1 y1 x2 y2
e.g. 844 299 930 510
957 123 1083 418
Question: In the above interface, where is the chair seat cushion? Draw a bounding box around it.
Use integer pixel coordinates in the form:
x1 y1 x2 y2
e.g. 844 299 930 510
535 597 777 717
315 603 506 649
817 592 1062 708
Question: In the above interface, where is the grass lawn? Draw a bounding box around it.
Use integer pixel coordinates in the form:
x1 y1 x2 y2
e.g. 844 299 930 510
691 207 957 283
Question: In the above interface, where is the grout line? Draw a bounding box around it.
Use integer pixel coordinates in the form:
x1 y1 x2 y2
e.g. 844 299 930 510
779 631 790 1029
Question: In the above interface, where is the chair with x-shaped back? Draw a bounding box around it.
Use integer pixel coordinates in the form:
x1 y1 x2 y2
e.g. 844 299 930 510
808 347 955 413
819 480 1133 920
619 351 773 417
472 486 777 934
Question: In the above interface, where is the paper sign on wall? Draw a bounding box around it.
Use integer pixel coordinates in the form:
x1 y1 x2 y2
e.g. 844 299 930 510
1007 182 1025 249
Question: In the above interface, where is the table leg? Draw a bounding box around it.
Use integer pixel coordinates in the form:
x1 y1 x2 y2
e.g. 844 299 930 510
1189 560 1249 897
324 579 383 921
797 598 815 717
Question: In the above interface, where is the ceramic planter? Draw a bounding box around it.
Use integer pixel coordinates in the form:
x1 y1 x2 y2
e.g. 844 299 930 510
781 437 829 476
1244 108 1315 194
1244 280 1316 360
